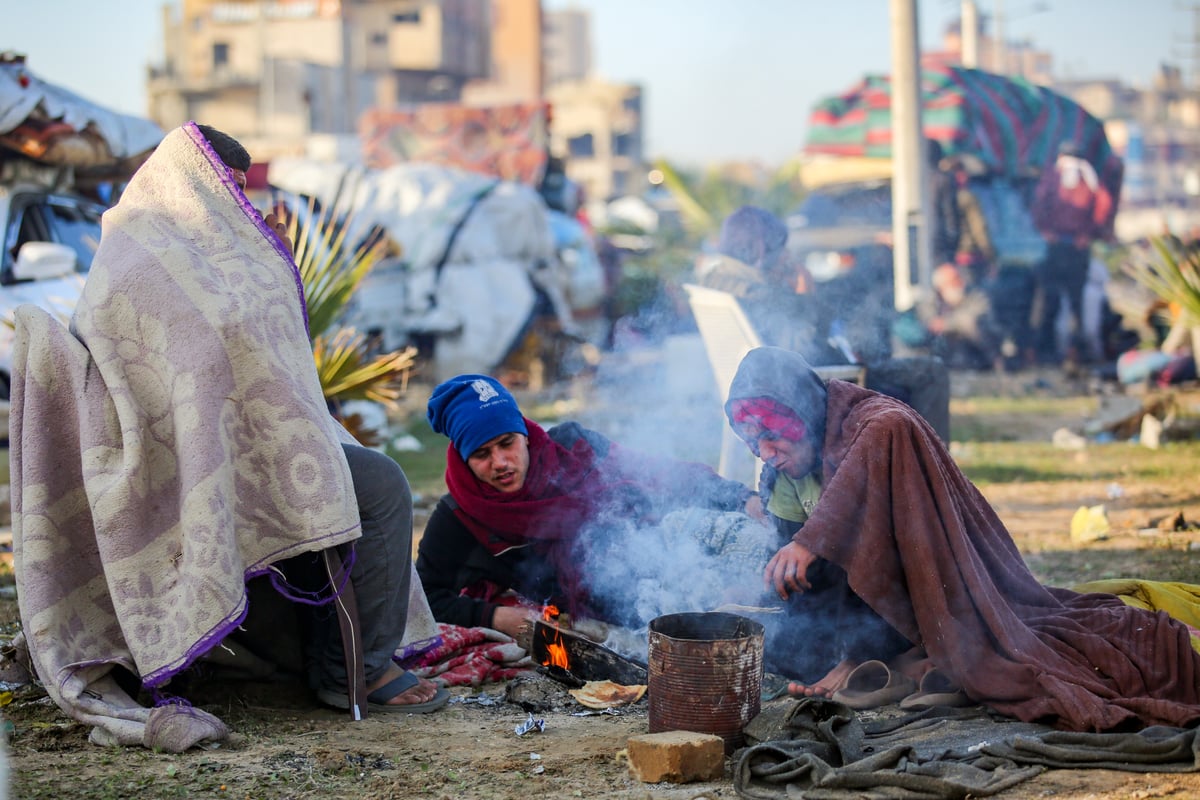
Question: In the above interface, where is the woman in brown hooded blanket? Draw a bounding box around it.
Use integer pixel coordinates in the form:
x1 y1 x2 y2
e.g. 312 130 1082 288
726 345 1200 732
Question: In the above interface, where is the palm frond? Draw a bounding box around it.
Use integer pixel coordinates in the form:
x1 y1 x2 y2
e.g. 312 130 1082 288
275 190 421 424
1124 237 1200 326
312 328 417 411
284 194 386 339
653 158 716 236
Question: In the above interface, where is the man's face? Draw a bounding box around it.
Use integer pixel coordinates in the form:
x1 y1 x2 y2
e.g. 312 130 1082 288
466 432 530 493
735 419 818 480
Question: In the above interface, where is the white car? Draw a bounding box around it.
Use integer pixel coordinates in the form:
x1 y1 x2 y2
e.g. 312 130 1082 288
0 182 105 401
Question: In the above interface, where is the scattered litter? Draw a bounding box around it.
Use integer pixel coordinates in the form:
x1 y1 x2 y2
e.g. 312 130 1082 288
514 713 545 736
529 753 541 760
391 433 424 452
570 708 621 717
1070 505 1110 544
1140 414 1163 450
531 764 545 775
1051 428 1087 450
1150 510 1199 532
1106 483 1124 500
455 692 504 706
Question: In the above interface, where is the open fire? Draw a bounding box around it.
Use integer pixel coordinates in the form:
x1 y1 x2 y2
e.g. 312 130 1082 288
540 605 570 670
531 612 648 687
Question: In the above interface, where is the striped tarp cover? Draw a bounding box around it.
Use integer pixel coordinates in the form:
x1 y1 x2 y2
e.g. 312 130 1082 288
805 64 1114 178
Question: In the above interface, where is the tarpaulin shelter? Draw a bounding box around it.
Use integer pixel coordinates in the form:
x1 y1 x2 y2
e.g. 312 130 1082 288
804 63 1116 179
0 53 164 185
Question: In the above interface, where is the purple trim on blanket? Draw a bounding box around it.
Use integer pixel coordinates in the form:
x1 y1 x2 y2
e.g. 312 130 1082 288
151 690 194 709
395 635 445 664
265 544 356 606
182 122 311 336
140 527 360 688
142 594 251 689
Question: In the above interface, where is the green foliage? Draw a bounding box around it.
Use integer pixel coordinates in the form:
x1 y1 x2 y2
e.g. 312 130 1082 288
283 195 417 419
651 157 806 245
1125 236 1200 328
957 440 1200 486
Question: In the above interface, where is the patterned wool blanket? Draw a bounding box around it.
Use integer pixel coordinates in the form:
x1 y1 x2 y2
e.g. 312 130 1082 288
9 123 364 751
399 624 534 688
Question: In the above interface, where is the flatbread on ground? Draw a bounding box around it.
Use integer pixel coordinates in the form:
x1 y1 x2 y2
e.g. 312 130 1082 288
568 680 647 709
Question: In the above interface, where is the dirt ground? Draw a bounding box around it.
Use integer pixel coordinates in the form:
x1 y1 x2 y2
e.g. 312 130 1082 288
4 367 1200 799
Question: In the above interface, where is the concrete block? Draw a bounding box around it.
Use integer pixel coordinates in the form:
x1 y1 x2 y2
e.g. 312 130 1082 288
625 730 725 783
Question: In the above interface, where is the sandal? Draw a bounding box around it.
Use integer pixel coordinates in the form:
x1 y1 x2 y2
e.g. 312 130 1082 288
830 660 917 710
899 667 972 711
318 670 449 715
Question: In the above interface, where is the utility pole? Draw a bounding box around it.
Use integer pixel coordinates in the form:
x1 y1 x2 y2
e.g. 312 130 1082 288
961 0 980 68
340 0 356 135
889 0 931 312
993 0 1006 73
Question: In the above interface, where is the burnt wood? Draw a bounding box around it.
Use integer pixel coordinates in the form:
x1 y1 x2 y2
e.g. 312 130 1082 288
532 621 648 686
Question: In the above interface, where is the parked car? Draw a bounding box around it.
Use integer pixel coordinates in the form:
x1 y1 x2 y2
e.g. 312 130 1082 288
784 175 1047 363
0 181 105 400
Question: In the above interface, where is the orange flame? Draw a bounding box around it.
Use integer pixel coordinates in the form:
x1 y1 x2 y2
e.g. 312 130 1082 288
545 639 569 669
539 607 570 670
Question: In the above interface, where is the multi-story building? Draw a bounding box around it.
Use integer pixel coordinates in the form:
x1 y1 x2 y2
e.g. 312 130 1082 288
461 0 542 106
147 0 643 199
545 78 643 202
542 6 591 88
147 0 491 158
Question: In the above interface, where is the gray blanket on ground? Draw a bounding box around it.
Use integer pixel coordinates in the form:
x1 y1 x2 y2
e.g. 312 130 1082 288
734 698 1200 799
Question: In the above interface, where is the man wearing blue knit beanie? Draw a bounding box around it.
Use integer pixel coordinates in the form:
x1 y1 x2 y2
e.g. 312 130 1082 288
427 374 528 463
420 372 767 644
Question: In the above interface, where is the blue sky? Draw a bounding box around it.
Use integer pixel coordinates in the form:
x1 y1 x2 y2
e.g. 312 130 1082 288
5 0 1186 166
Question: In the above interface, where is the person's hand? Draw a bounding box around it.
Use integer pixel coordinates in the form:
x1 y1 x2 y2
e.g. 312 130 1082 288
491 605 539 641
743 494 767 521
263 211 293 257
764 540 817 600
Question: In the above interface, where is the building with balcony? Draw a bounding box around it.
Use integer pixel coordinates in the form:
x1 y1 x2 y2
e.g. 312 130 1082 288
147 0 491 158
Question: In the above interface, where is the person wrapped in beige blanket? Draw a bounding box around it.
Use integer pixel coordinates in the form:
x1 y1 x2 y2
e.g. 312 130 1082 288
9 122 444 752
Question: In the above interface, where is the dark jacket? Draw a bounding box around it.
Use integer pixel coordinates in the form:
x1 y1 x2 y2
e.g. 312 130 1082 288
416 421 753 629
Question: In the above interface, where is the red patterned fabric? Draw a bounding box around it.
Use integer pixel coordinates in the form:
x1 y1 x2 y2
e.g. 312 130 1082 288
730 397 808 443
360 101 549 185
399 624 534 687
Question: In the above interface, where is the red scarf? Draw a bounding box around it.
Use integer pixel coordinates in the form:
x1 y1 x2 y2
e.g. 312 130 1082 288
445 418 604 553
729 397 808 455
444 418 652 617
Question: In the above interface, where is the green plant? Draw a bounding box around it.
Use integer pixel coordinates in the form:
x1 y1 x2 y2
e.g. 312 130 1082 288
284 195 418 438
651 158 806 244
1124 237 1200 330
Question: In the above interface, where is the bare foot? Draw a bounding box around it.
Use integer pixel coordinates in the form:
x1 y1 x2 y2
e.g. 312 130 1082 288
368 664 439 706
787 658 857 698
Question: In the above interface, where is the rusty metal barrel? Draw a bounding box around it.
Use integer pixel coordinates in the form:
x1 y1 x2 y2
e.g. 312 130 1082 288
647 611 764 752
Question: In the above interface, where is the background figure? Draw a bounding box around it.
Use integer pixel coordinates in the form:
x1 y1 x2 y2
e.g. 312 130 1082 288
928 139 962 271
697 205 951 442
920 263 1002 370
694 205 829 363
1030 140 1114 367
